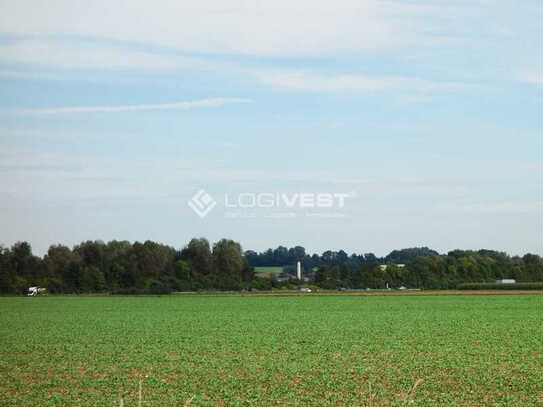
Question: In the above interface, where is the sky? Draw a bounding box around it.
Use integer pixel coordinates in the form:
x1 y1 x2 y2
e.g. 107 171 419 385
1 0 543 257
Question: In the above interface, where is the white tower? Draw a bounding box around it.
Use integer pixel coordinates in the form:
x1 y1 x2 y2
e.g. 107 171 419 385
296 261 302 280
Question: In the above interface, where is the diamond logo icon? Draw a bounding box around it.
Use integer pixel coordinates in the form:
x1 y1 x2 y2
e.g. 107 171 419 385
188 189 217 218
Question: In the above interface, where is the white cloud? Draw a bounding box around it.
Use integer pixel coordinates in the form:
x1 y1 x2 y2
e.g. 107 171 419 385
0 1 535 95
252 70 463 95
0 0 456 57
517 71 543 85
0 40 203 71
0 38 467 99
14 98 252 115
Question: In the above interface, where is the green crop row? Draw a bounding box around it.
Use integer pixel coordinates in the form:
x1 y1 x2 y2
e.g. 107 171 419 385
1 294 543 405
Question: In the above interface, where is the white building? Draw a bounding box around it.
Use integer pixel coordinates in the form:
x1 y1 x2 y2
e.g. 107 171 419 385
379 264 406 271
496 279 516 284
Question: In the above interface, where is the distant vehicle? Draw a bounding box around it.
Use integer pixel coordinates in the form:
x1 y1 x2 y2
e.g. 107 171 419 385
496 279 516 284
299 287 312 293
27 287 46 296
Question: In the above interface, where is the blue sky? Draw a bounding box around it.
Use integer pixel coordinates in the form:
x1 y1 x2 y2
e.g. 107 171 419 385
1 0 542 256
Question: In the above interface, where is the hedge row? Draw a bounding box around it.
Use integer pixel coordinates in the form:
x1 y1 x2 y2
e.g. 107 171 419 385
457 282 543 290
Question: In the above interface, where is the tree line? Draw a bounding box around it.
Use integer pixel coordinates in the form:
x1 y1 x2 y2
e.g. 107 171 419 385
249 246 543 289
310 250 543 289
1 240 542 294
0 239 252 294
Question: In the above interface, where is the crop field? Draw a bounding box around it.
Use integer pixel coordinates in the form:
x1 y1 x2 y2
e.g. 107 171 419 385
1 294 543 406
253 267 284 278
254 267 284 273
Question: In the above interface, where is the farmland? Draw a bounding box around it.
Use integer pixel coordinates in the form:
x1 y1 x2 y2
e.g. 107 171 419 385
1 294 543 406
253 266 284 279
254 267 284 274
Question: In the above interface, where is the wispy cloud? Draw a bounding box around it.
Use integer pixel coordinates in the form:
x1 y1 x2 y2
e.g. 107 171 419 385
0 40 211 72
0 1 442 57
0 38 475 99
15 98 252 115
250 69 472 101
517 70 543 85
253 70 463 94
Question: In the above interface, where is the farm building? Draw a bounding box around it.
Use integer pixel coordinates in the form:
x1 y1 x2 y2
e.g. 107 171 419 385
496 279 516 284
379 264 406 271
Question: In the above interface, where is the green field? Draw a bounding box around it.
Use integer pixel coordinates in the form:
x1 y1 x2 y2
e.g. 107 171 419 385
1 294 543 406
253 266 284 279
254 266 284 274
